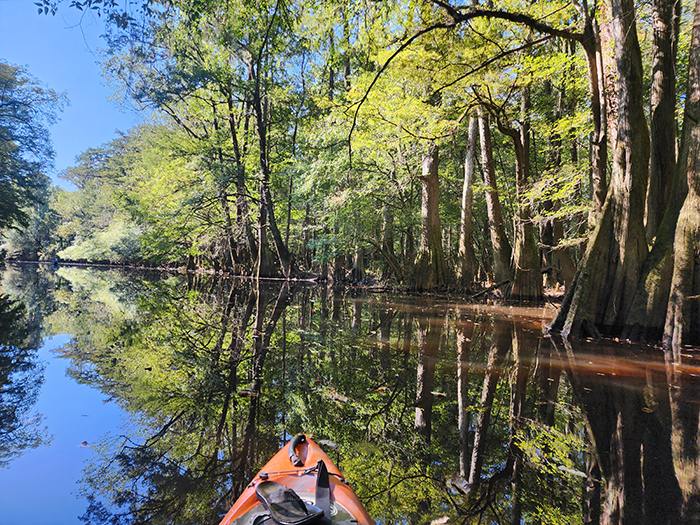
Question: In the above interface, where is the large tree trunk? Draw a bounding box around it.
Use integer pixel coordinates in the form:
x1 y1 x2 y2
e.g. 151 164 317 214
413 145 447 290
456 114 480 291
598 0 619 166
550 0 649 339
498 88 543 302
621 155 687 342
663 0 700 349
351 244 365 283
478 109 512 284
645 0 680 243
621 0 686 342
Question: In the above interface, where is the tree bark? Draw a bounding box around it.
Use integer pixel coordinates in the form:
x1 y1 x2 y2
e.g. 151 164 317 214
413 144 447 290
497 88 543 302
645 0 680 243
622 0 688 342
479 109 512 284
550 0 649 339
456 114 480 291
352 244 365 283
663 0 700 349
575 6 609 215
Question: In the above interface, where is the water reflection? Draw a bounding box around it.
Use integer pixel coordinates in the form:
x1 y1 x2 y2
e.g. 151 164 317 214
1 264 699 524
0 292 48 466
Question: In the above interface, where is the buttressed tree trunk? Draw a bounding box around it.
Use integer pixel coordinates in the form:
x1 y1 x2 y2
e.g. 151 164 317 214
478 109 512 284
622 0 686 343
664 0 700 350
413 144 447 290
456 114 479 291
550 0 649 339
501 87 543 302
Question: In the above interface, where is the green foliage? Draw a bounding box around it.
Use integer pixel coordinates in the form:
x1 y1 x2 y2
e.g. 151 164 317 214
29 0 688 288
0 61 64 231
2 185 65 260
59 220 143 263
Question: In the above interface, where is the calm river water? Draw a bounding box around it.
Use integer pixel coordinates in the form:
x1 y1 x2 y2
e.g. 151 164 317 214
1 264 699 524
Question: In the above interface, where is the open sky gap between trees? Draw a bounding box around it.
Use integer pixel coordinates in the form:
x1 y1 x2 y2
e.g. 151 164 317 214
2 0 700 349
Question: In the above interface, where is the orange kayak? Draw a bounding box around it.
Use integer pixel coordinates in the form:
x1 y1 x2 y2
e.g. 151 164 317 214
219 434 374 525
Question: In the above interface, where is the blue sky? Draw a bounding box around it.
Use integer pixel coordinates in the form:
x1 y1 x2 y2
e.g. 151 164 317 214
0 0 141 189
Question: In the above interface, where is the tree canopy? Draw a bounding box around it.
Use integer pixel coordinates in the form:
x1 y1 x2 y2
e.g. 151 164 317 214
14 0 700 348
0 61 64 231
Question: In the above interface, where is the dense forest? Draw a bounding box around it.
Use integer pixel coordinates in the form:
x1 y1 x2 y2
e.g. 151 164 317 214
2 0 700 344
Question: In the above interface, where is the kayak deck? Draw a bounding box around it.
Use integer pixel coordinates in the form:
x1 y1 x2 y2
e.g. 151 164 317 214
219 435 374 525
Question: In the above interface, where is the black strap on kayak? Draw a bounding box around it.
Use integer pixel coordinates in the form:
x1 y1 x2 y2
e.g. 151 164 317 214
315 460 332 525
289 434 306 467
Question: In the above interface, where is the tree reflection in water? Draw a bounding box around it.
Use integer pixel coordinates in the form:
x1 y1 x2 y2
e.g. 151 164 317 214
0 292 48 467
2 265 700 524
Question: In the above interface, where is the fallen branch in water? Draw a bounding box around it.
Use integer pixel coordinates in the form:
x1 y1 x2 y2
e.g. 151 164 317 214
469 280 510 299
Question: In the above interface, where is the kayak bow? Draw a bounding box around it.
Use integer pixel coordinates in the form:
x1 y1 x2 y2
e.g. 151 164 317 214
219 434 374 525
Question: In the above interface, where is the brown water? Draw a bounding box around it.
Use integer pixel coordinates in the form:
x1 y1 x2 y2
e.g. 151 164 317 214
0 264 698 524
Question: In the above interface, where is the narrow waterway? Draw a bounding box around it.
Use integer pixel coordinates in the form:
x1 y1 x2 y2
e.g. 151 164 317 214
1 264 698 524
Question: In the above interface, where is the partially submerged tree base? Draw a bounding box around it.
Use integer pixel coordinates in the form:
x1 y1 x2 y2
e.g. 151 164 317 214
549 192 648 339
413 247 448 290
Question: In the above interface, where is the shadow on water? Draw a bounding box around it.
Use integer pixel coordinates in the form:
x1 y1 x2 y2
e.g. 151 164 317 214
1 263 699 524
